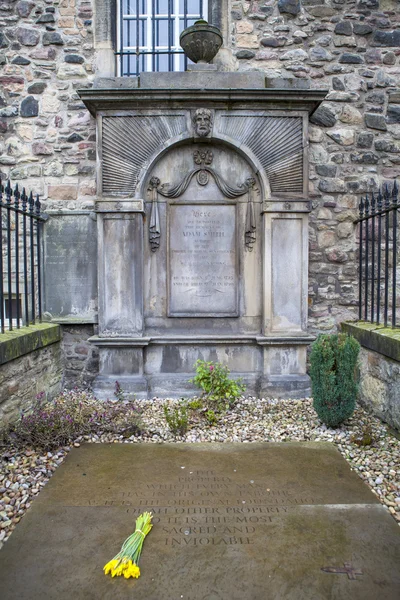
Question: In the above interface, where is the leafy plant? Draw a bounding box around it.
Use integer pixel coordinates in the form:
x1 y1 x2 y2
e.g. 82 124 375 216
204 409 218 426
190 360 246 405
163 403 189 437
187 399 204 410
351 423 375 447
0 388 142 450
310 333 360 427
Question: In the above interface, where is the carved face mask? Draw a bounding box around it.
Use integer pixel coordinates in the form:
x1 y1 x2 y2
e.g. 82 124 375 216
193 109 213 137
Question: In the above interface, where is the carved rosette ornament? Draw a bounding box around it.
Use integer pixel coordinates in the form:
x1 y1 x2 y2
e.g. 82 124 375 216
148 176 161 252
151 152 259 250
194 149 213 185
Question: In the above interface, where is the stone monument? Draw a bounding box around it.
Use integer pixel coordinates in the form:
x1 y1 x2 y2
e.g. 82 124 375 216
42 29 327 398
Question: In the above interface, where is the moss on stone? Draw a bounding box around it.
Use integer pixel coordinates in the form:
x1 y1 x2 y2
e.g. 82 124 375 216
0 324 61 366
341 321 400 363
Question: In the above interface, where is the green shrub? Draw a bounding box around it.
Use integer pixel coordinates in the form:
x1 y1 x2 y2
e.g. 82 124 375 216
310 333 360 427
163 403 188 437
190 360 246 405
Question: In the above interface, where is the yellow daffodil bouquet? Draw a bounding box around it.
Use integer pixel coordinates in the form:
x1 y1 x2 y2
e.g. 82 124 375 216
103 511 153 579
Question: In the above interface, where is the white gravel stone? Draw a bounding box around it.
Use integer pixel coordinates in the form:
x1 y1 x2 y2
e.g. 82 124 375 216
0 397 399 546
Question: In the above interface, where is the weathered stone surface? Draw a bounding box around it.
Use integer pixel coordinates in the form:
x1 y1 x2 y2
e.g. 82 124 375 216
353 22 373 36
57 64 86 79
0 327 62 423
281 48 308 61
277 0 300 15
260 37 280 48
372 30 400 47
16 0 34 18
319 179 346 193
16 27 40 46
64 54 85 64
315 164 337 177
27 82 47 94
2 443 399 600
327 128 355 146
310 105 337 127
375 139 400 153
383 52 396 65
309 46 332 61
47 184 77 200
334 21 352 36
339 53 364 64
67 133 84 143
43 214 97 320
169 204 237 317
236 34 258 48
235 49 255 59
350 152 379 164
42 32 64 46
387 105 400 124
11 56 31 66
340 105 363 124
32 142 53 155
365 112 387 131
365 91 385 105
20 95 38 118
36 13 55 24
357 132 374 148
0 32 8 49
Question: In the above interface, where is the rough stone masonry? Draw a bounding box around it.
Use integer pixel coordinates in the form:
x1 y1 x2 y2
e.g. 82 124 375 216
0 0 399 386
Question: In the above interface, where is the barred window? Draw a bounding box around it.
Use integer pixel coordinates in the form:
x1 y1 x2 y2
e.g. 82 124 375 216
117 0 209 76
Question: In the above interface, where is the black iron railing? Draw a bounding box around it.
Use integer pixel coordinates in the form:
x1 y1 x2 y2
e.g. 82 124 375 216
0 179 46 333
356 181 399 328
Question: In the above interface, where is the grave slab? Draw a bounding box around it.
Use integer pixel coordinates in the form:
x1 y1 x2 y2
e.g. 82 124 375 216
0 443 400 600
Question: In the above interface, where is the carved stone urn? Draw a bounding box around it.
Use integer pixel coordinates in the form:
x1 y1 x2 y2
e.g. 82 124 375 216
179 20 223 64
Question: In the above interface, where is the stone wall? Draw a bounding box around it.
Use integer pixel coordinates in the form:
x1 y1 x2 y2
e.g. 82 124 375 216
0 325 63 423
230 0 400 335
61 324 99 389
0 0 96 210
0 0 399 339
359 346 400 430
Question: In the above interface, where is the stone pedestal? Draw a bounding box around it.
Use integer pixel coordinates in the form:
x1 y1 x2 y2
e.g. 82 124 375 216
77 73 326 399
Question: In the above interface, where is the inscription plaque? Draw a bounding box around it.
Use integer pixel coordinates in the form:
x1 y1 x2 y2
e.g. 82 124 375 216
43 214 97 320
168 204 238 317
1 444 400 600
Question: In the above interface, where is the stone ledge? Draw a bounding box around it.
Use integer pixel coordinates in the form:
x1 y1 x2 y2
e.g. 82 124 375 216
341 321 400 363
0 324 61 366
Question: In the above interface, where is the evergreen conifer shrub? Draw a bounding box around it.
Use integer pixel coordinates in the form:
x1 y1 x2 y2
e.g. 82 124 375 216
310 333 360 427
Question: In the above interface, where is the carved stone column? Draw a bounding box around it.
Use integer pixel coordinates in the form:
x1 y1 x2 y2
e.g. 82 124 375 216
94 199 148 397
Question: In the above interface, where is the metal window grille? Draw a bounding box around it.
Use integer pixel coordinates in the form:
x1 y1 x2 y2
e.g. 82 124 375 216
355 181 400 329
117 0 208 76
0 179 46 333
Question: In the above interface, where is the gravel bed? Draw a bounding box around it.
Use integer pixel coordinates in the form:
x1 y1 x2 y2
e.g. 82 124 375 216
1 397 399 549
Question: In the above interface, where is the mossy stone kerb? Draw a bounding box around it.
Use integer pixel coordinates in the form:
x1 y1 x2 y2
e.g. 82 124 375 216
0 323 61 366
341 322 400 363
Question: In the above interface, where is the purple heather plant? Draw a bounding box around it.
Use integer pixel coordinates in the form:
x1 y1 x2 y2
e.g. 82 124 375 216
1 387 142 450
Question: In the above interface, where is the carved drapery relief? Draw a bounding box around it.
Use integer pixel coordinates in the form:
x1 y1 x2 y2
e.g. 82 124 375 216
148 177 161 252
148 150 258 251
245 178 257 252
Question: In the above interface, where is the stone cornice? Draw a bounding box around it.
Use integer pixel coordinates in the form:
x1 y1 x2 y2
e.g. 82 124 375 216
78 87 328 117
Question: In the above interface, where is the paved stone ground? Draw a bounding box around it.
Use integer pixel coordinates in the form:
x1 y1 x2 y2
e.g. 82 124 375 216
0 443 399 599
